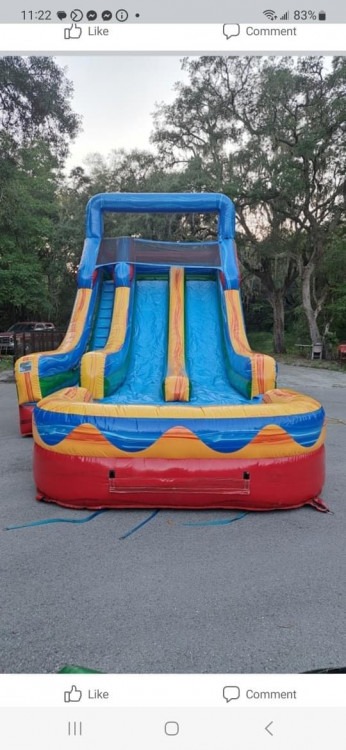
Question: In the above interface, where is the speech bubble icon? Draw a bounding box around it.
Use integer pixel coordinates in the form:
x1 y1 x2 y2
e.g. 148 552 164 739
223 685 240 702
223 23 240 39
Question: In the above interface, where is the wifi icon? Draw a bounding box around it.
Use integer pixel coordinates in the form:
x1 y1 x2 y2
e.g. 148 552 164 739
263 9 278 20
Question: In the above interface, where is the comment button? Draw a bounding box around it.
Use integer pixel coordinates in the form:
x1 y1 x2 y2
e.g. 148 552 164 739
223 685 240 702
223 23 241 39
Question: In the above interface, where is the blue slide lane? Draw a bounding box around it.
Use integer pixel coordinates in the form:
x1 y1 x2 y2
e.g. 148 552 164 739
103 279 169 404
186 280 257 405
89 279 115 350
105 279 259 406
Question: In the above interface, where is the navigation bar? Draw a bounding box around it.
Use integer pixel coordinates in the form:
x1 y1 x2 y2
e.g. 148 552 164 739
1 674 345 708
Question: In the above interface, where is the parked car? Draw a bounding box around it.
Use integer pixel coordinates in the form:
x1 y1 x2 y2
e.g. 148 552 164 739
0 322 56 355
338 343 346 362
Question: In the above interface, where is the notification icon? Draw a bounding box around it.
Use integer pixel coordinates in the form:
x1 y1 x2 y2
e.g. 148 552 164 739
70 9 83 21
116 9 129 21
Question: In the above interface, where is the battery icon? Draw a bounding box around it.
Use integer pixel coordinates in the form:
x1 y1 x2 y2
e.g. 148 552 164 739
318 11 326 20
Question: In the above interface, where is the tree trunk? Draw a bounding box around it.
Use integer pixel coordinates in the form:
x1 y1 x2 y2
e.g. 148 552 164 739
269 291 286 354
301 263 322 344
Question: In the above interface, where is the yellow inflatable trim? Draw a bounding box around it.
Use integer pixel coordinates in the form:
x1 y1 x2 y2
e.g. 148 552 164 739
37 386 322 420
224 289 276 397
15 288 92 405
81 287 130 400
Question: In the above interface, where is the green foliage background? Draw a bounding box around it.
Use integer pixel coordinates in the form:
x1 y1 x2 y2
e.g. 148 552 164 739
0 56 345 353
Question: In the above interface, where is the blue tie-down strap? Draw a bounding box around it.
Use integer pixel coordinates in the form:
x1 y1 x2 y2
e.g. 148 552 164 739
5 510 107 530
119 510 160 540
182 512 248 527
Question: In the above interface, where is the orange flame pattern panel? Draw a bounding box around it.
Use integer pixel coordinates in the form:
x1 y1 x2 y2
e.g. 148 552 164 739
164 267 190 402
15 288 92 405
224 289 276 397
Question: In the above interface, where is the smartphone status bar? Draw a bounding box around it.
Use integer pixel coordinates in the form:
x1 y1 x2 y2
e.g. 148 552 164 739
1 0 346 24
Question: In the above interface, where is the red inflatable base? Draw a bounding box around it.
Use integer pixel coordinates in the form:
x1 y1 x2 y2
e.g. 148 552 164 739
19 404 34 436
34 444 326 511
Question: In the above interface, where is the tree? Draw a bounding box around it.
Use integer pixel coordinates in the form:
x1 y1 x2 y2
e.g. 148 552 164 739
0 139 60 323
319 227 346 345
0 56 80 158
0 57 80 326
152 56 346 350
63 148 212 244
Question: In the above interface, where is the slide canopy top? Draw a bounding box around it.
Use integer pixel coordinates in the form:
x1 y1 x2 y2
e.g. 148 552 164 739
96 237 222 270
86 192 235 241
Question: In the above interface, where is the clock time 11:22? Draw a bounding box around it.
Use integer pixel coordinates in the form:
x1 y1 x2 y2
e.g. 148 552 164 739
21 10 52 20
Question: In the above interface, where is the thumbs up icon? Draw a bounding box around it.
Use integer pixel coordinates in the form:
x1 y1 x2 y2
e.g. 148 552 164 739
64 685 82 702
64 23 83 39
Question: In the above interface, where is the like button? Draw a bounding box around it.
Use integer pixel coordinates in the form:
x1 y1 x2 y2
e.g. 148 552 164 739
64 685 82 703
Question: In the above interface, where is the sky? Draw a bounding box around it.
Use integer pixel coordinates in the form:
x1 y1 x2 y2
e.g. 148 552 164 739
59 56 187 170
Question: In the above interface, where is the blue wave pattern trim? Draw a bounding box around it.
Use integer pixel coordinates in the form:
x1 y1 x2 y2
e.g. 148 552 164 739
34 405 325 453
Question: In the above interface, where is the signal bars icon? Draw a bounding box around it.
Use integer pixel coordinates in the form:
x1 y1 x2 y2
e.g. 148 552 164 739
263 9 290 20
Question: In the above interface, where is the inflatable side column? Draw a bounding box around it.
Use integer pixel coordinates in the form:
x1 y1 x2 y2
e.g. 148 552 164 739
81 263 134 400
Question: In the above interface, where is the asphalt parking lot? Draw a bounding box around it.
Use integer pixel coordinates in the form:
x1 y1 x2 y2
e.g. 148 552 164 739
1 364 346 674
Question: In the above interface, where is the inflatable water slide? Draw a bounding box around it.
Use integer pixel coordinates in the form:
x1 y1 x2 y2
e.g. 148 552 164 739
15 193 326 510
